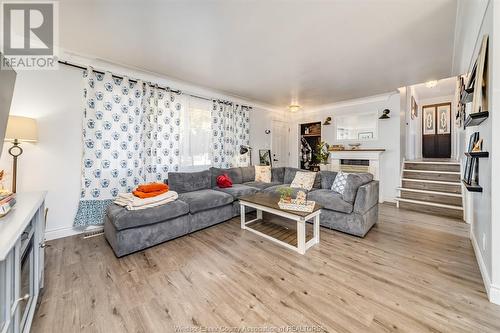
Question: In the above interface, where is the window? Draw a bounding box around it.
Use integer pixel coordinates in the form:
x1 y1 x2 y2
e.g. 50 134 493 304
180 97 212 171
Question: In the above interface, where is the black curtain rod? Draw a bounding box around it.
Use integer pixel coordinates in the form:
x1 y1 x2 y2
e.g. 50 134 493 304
57 60 252 108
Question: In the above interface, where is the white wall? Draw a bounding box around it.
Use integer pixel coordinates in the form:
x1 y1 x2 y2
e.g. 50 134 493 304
452 0 499 304
288 92 401 203
1 57 278 240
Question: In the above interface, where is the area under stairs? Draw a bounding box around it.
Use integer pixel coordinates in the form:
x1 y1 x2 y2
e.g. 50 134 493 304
395 160 464 220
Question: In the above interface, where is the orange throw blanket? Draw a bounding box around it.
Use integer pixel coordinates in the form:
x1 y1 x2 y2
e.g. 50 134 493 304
132 189 168 199
136 183 169 193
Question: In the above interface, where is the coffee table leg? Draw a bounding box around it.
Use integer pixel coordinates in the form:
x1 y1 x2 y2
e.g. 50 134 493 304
314 214 320 244
240 204 246 229
297 218 306 254
257 209 262 221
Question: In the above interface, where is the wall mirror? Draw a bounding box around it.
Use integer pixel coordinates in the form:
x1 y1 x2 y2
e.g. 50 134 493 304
335 112 378 141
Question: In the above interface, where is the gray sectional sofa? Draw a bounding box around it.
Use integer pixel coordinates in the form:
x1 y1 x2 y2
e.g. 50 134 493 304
104 166 379 257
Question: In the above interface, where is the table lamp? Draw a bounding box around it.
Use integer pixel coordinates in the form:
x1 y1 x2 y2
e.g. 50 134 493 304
5 116 38 193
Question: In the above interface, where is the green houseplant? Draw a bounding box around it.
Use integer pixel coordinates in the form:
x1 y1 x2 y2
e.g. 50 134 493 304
315 141 330 170
277 187 294 203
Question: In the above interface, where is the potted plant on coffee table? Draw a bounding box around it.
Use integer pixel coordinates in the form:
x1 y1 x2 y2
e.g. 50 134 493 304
277 187 294 203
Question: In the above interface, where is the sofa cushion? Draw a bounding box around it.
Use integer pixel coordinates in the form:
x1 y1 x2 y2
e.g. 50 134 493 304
210 167 243 186
263 184 309 196
214 184 259 199
255 165 271 182
320 170 338 189
343 173 374 203
168 170 211 193
284 167 301 184
179 189 234 213
284 167 320 189
241 166 255 183
307 189 353 214
290 171 316 191
106 200 189 231
243 181 281 190
271 167 285 183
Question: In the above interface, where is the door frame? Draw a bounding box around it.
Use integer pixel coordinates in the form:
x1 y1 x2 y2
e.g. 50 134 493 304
421 102 452 158
271 119 289 167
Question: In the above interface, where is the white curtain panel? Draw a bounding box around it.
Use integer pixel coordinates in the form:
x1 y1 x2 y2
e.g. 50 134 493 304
74 68 182 227
211 101 251 168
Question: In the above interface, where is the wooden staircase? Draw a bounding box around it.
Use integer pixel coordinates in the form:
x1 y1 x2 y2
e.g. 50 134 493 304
396 160 463 220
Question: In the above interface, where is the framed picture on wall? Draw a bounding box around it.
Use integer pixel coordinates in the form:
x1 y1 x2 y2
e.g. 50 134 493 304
411 96 418 119
259 149 272 166
437 105 451 134
423 107 435 135
358 132 373 139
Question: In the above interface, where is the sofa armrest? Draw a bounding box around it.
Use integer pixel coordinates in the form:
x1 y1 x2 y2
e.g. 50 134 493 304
353 180 379 214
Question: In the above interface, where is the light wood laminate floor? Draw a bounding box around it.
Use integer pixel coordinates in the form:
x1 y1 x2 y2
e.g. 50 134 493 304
32 204 500 332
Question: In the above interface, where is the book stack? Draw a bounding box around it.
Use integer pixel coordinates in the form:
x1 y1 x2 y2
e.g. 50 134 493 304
0 192 16 217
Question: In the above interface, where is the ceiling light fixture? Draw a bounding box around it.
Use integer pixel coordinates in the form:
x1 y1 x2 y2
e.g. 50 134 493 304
288 104 301 112
426 80 438 88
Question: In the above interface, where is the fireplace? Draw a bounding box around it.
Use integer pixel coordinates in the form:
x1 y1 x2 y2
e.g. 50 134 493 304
329 149 385 181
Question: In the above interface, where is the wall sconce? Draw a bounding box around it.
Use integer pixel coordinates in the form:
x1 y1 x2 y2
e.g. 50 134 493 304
379 109 391 119
323 117 332 125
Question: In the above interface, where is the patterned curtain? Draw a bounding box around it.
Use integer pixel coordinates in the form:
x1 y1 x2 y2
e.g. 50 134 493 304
142 85 182 182
211 101 251 168
74 68 182 227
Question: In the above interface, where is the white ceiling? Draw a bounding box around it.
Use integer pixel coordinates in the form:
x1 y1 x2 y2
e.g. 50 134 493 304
412 77 457 100
59 0 458 108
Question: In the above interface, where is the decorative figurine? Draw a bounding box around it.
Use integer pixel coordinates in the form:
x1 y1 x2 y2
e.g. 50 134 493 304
296 191 307 205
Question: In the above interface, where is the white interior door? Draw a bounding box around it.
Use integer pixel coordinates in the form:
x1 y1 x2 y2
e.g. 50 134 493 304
271 120 289 167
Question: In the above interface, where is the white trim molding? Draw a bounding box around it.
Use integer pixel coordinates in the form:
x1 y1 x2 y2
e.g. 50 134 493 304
45 225 103 241
470 230 500 305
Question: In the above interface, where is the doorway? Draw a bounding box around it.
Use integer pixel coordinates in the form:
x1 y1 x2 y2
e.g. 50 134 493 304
422 103 452 158
271 120 289 167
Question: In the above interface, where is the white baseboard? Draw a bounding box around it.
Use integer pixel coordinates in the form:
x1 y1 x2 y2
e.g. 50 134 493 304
470 230 500 305
44 225 103 241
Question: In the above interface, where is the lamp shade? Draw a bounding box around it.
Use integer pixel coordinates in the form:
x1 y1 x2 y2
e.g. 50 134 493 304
5 116 38 142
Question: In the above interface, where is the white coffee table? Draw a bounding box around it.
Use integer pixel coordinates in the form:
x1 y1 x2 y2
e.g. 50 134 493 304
239 193 321 254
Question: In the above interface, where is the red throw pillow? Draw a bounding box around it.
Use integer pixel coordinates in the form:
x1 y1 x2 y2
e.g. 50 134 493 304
217 173 233 188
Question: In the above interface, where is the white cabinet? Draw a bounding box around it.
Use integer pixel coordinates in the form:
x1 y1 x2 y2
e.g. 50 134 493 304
0 192 46 333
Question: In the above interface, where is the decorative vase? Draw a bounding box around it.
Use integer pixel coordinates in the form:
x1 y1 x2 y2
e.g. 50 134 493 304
319 163 329 171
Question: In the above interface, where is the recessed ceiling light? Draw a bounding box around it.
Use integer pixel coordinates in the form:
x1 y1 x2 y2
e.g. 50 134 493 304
426 80 438 88
288 104 301 112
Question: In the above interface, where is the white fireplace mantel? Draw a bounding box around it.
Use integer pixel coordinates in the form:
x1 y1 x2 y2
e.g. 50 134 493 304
329 149 385 180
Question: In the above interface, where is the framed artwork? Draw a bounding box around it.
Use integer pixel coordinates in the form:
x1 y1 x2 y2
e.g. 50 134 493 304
259 149 272 166
411 96 418 119
423 107 435 135
470 35 489 115
437 105 451 134
358 132 373 139
463 132 480 184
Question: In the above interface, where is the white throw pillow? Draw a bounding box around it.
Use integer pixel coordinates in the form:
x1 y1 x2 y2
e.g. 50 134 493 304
255 165 272 183
290 171 316 191
331 171 349 194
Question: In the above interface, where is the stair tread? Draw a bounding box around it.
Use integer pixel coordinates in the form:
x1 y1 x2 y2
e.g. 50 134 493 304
397 187 462 197
403 169 461 174
405 161 460 165
395 197 463 210
402 178 461 185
